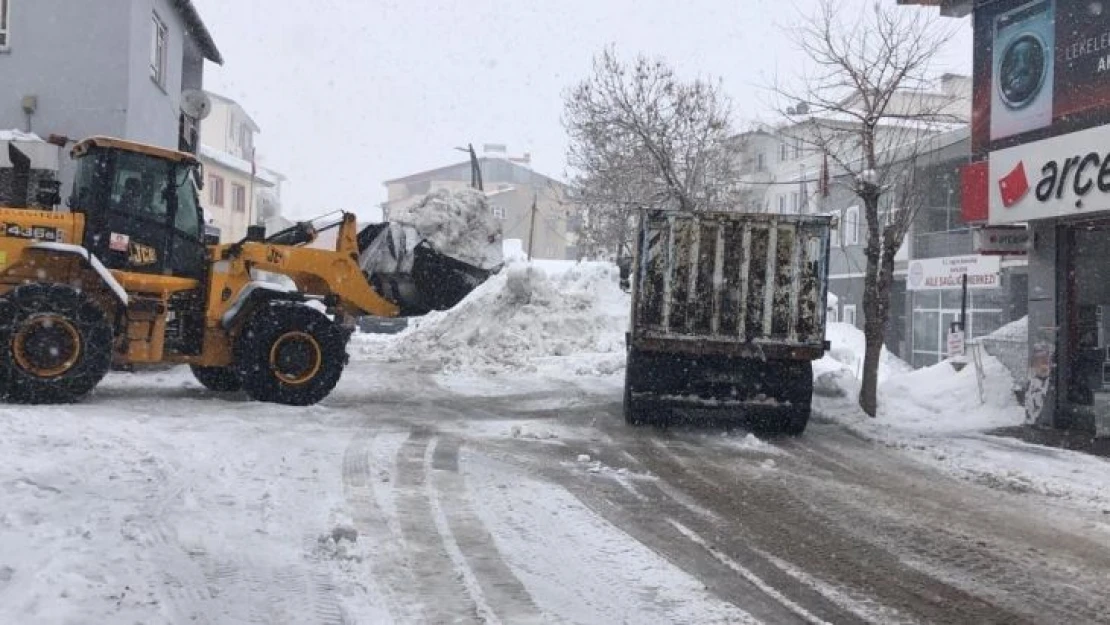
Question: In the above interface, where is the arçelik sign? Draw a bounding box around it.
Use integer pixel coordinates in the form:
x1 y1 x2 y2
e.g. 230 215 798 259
988 122 1110 223
973 225 1030 255
907 255 1002 291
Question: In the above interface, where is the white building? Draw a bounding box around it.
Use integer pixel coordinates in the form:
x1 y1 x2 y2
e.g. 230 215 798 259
198 92 284 242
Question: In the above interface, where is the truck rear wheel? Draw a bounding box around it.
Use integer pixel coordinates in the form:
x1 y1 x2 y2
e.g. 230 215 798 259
623 347 668 426
190 365 243 392
0 284 114 403
235 303 348 406
775 361 813 436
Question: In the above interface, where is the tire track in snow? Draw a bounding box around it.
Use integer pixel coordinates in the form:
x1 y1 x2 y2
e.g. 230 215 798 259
341 426 421 624
394 428 482 624
427 435 547 624
641 435 1026 624
461 437 804 622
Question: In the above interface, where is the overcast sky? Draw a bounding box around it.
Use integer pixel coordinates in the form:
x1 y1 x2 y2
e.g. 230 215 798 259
191 0 972 221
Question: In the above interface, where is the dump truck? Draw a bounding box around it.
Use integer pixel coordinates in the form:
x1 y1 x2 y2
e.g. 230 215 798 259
624 209 832 434
0 137 495 406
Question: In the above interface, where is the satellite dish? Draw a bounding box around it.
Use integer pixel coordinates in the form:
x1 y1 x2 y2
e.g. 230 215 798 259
181 89 212 120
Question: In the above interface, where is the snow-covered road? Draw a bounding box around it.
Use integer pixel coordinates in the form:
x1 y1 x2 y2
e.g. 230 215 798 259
3 356 1110 624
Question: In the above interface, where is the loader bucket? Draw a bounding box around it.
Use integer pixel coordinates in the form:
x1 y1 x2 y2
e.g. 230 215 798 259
357 223 497 316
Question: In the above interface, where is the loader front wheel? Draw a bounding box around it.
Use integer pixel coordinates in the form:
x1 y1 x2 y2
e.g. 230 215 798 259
0 284 114 403
190 365 242 392
235 304 348 406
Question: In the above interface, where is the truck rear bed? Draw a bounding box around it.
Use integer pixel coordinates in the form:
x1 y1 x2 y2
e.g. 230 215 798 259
631 210 831 358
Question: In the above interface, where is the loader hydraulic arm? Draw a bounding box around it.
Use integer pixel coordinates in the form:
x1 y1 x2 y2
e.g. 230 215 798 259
220 212 400 318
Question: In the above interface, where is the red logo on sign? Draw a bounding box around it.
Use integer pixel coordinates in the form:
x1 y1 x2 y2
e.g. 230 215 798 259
998 162 1030 208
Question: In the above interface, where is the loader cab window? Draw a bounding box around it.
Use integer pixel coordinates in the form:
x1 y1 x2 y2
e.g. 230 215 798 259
70 147 206 278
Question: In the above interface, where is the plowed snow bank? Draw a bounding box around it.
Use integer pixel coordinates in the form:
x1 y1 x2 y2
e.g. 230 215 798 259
379 261 629 373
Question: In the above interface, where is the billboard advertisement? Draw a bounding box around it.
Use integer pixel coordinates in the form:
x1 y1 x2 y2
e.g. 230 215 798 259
972 0 1110 156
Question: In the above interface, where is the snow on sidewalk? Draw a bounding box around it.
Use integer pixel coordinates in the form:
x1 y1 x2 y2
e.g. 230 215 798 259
814 324 1110 513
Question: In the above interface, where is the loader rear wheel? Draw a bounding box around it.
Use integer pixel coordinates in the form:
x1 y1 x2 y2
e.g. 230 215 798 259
235 303 348 406
190 365 242 392
0 284 114 403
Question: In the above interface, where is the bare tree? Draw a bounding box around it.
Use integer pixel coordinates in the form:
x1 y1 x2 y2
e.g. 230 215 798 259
774 1 958 416
564 47 740 258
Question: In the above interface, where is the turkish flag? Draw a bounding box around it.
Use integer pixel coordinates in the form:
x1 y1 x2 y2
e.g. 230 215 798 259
998 162 1029 208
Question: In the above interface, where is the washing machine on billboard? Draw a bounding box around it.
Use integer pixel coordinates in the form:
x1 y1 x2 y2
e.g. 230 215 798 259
990 0 1055 142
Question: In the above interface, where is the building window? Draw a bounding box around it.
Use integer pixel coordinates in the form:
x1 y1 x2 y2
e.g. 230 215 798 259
232 183 246 213
831 210 841 246
843 305 857 327
150 12 168 87
791 192 799 214
779 142 789 162
844 205 860 246
755 153 766 172
777 196 786 214
828 306 838 323
491 206 505 220
0 0 11 49
793 139 802 159
208 175 224 207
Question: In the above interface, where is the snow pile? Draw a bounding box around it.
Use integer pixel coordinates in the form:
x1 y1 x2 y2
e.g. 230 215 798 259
0 130 42 142
876 354 1024 433
384 261 629 373
977 315 1028 388
388 188 503 269
985 315 1027 342
813 322 911 396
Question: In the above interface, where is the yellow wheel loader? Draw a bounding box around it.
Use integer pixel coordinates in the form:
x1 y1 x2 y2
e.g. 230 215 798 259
0 137 491 405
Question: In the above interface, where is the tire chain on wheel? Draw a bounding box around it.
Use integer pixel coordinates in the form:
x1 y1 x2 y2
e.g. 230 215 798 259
0 283 114 403
233 302 349 406
189 364 243 392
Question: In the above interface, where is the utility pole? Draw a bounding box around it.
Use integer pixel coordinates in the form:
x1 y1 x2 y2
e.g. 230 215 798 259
526 193 538 261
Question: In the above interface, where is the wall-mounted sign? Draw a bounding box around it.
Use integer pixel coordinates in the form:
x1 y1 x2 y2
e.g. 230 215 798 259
907 254 1002 291
988 123 1110 223
973 224 1030 255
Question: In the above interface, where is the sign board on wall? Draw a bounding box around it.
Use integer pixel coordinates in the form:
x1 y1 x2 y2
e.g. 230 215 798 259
907 255 1002 291
972 0 1110 157
973 224 1030 254
947 330 966 359
987 123 1110 223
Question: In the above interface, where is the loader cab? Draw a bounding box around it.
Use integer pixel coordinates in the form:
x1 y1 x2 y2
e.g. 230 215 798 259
69 137 207 280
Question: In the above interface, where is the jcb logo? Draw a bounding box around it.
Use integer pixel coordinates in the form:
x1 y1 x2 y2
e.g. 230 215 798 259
267 247 285 264
129 243 158 266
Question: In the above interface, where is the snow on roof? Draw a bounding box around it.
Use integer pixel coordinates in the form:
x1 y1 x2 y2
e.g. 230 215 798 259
0 130 44 142
198 144 278 186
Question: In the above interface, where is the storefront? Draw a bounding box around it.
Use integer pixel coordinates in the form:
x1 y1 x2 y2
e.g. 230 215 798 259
1019 219 1110 434
906 254 1026 368
988 128 1110 435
